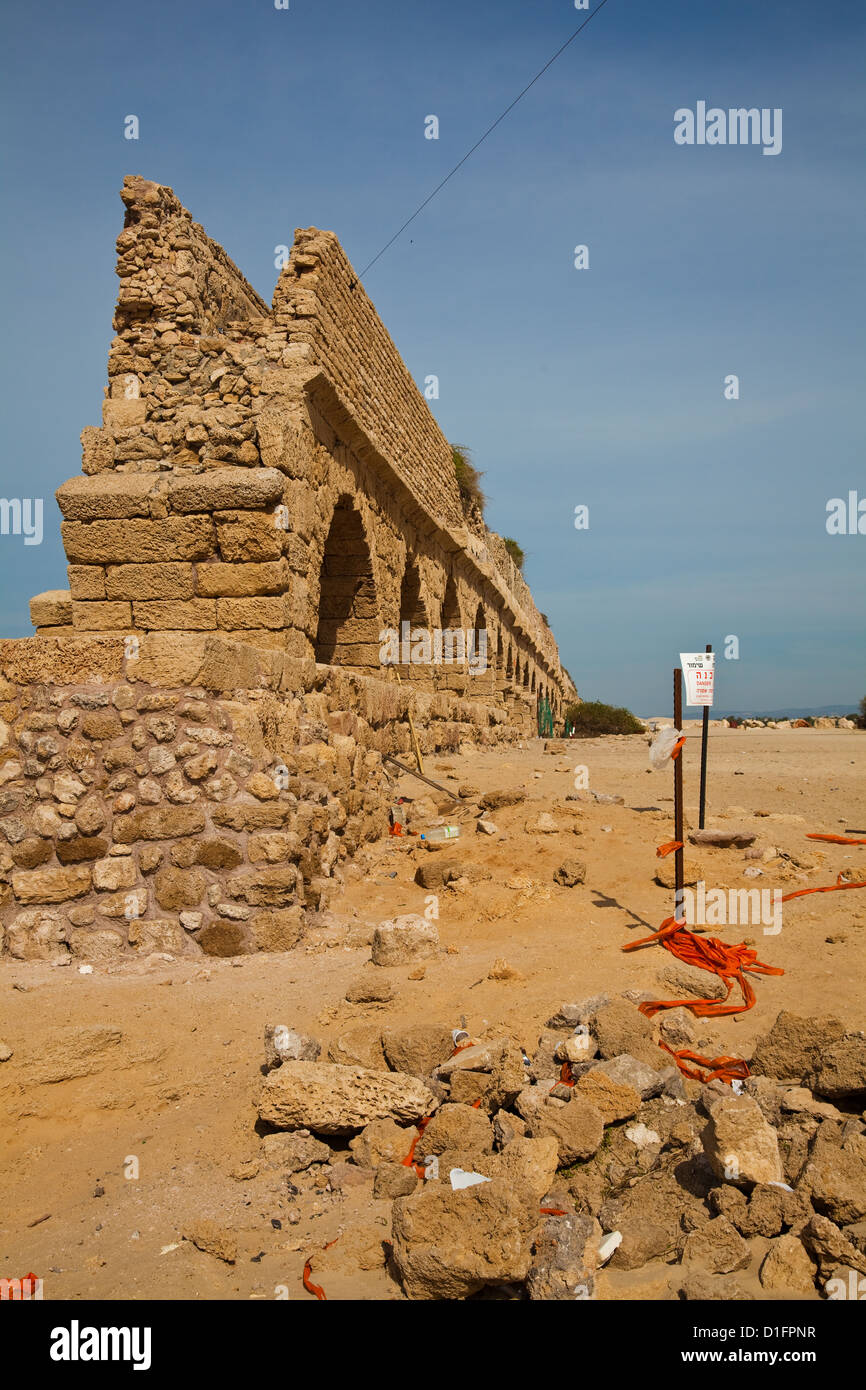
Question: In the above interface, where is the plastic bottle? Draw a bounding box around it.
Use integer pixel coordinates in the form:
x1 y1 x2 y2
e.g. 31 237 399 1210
421 825 461 842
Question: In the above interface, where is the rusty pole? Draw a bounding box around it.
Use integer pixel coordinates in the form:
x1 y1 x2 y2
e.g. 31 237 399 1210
698 642 712 829
673 667 685 917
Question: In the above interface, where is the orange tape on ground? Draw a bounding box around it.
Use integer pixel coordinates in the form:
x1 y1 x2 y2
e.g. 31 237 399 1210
302 1238 338 1301
623 916 783 1019
781 874 866 903
402 1116 430 1178
621 916 783 1083
656 840 683 858
806 833 866 845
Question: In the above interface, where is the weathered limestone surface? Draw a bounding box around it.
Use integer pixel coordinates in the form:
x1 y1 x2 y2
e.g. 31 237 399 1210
32 176 574 714
2 179 578 961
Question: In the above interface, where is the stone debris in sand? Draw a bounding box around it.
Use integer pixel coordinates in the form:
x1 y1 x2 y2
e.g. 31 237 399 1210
263 1023 321 1069
183 1220 238 1265
260 1130 331 1172
688 828 757 848
701 1092 785 1187
257 1059 439 1134
552 858 587 887
370 914 439 967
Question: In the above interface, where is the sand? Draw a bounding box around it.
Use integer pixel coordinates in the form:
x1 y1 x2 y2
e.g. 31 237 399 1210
1 725 863 1300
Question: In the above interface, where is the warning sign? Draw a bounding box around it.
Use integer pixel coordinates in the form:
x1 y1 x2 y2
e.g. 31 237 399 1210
680 652 715 706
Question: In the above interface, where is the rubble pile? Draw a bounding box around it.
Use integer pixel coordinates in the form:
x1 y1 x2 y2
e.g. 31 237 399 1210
247 973 866 1300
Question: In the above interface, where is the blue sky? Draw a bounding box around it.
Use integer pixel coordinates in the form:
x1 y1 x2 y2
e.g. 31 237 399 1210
1 0 863 713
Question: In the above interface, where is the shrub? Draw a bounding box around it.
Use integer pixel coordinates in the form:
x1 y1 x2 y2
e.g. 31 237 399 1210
503 537 525 571
452 445 485 516
564 700 644 736
858 696 866 729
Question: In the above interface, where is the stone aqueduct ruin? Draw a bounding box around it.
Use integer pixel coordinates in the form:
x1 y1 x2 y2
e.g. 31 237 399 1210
31 176 574 712
0 177 576 962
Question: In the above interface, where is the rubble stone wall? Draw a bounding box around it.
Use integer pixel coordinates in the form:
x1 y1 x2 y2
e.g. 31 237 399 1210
0 634 534 962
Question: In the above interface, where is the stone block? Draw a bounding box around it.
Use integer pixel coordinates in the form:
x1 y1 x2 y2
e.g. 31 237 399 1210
132 599 217 630
105 563 195 601
61 516 215 564
67 565 106 599
168 467 283 513
215 510 283 561
196 559 289 597
56 473 163 520
71 600 132 631
216 596 287 629
29 591 72 628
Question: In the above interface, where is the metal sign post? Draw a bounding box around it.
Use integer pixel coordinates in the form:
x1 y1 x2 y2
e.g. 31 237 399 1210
673 668 685 913
698 643 712 829
681 647 715 830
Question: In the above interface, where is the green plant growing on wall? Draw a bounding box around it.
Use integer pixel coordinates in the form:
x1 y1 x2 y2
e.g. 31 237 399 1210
503 537 525 571
452 445 486 517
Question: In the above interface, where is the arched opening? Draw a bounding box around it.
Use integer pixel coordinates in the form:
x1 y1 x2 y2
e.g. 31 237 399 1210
530 669 536 693
441 574 461 631
523 658 530 689
399 556 427 629
472 602 486 670
506 641 514 681
314 498 379 669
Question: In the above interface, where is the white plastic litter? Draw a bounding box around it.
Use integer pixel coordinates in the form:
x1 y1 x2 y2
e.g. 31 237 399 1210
649 726 683 770
423 1155 440 1181
597 1231 622 1265
449 1168 491 1191
78 965 93 975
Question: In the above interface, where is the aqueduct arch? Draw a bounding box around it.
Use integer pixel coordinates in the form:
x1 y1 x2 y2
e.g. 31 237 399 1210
314 497 379 669
32 177 576 719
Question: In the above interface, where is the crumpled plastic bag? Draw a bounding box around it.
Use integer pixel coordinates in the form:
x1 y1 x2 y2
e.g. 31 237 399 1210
649 726 683 770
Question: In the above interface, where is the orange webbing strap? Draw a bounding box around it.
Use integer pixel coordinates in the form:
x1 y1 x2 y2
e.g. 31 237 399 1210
303 1238 338 1301
656 840 683 858
657 1039 751 1086
622 917 784 1020
780 874 866 903
402 1116 430 1177
806 833 866 845
559 1061 575 1086
670 736 686 759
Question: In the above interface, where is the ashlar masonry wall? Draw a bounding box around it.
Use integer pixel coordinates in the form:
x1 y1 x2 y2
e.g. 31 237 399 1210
29 177 576 717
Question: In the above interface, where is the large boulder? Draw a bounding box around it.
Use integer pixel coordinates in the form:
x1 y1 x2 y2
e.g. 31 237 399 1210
750 1011 847 1084
588 1054 667 1100
517 1090 604 1166
759 1235 817 1293
257 1060 438 1135
802 1134 866 1224
591 1000 657 1066
416 1104 494 1161
810 1035 866 1100
390 1179 539 1300
526 1211 602 1300
701 1093 784 1187
381 1024 453 1077
682 1216 750 1274
350 1118 417 1169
